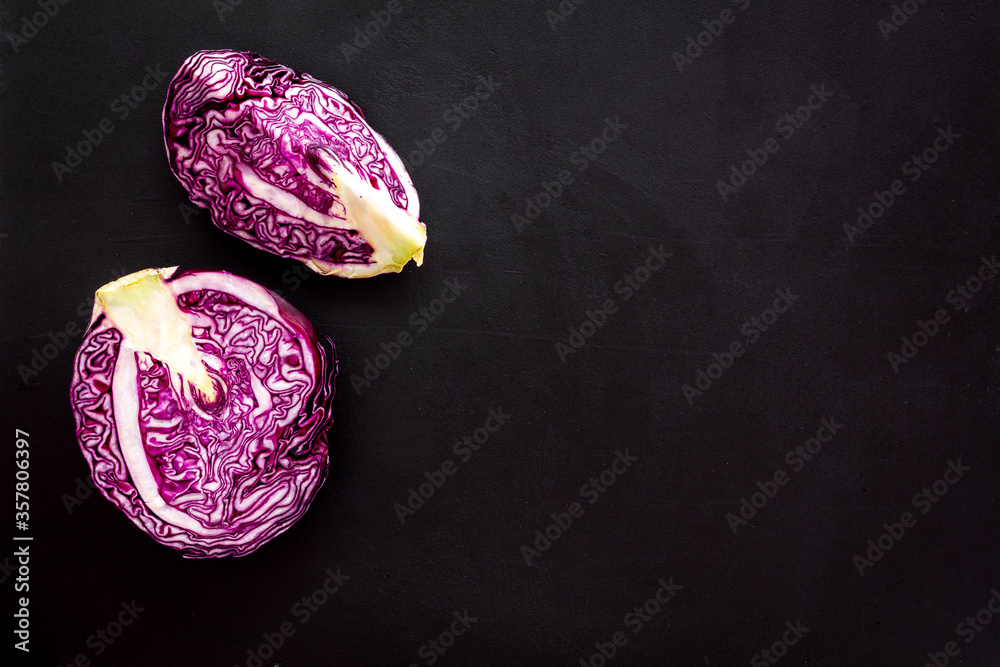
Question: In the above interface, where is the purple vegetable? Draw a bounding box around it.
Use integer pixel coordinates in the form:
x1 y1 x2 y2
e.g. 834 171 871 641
163 49 426 278
70 268 336 558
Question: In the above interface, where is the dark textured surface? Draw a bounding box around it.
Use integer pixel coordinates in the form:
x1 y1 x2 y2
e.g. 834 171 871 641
2 0 1000 665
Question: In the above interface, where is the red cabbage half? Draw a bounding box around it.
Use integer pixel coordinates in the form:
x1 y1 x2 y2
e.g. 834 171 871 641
70 267 336 558
163 50 426 279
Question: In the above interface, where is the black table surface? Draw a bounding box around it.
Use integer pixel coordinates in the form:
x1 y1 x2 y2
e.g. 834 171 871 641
2 0 1000 665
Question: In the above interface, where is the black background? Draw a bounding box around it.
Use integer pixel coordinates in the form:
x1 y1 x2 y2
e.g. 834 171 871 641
2 0 1000 665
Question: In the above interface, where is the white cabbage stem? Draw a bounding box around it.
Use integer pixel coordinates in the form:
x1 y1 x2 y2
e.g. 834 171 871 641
96 267 217 401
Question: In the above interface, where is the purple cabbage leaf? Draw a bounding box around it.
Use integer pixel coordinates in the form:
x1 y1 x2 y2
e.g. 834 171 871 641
70 267 336 558
164 50 426 279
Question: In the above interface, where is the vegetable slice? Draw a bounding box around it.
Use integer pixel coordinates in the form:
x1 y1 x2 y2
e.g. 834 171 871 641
163 49 426 278
70 267 336 558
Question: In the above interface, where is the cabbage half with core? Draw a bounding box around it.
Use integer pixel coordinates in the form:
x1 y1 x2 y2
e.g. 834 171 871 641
70 267 336 558
163 49 426 278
